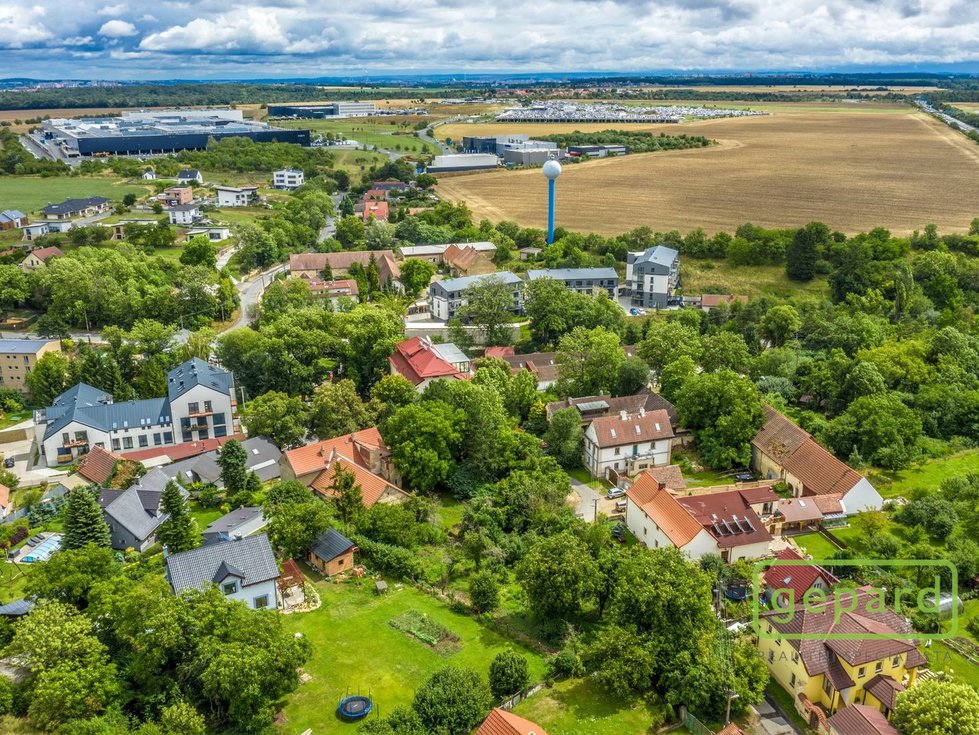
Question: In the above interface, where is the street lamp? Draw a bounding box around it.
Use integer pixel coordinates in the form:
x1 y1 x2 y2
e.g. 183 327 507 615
542 159 562 245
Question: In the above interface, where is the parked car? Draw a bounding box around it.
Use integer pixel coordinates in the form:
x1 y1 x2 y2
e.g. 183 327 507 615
4 457 14 468
629 308 641 316
614 500 628 512
733 471 756 482
606 487 626 499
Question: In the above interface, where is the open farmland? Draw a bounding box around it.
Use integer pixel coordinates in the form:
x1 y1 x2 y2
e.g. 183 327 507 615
0 176 151 214
436 103 979 235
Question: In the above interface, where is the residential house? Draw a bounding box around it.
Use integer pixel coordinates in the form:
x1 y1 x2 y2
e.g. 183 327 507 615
502 351 559 391
280 427 401 489
583 408 674 479
428 272 523 322
397 241 497 264
185 225 232 242
763 548 839 609
164 436 281 488
775 497 826 533
77 445 122 485
518 246 542 261
304 278 359 308
388 337 472 390
202 507 268 543
40 196 110 220
699 294 749 311
827 705 899 735
142 170 156 180
215 185 258 207
0 338 61 391
474 708 549 735
441 244 495 276
168 204 201 225
34 357 237 465
359 200 389 222
177 169 203 185
370 180 406 192
0 484 10 519
98 484 171 551
546 388 677 429
20 246 64 272
624 471 773 561
0 210 28 230
273 168 304 190
752 407 883 513
758 586 927 723
289 251 400 290
21 223 54 241
527 267 619 298
626 245 679 309
308 527 356 576
162 187 193 207
165 533 280 609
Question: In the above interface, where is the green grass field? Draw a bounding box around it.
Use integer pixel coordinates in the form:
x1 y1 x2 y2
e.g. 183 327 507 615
681 260 829 300
868 449 979 499
794 532 839 560
512 677 678 735
279 118 440 155
0 176 150 214
279 578 547 735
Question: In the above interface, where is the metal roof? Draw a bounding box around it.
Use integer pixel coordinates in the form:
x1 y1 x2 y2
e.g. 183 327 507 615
634 245 678 267
167 358 234 402
166 533 279 593
526 268 618 281
310 527 355 563
189 437 281 486
0 338 57 354
433 271 522 293
203 507 266 537
41 197 110 216
99 486 168 542
0 598 34 616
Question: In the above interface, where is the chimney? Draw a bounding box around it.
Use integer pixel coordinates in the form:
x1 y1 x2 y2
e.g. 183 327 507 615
619 410 629 421
639 407 646 417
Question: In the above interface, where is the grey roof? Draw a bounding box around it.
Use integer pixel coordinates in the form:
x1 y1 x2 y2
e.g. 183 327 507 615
178 169 201 177
167 358 234 402
166 533 279 593
41 197 110 216
0 338 56 354
433 271 522 293
169 203 200 212
44 396 170 441
635 245 679 267
310 528 355 563
99 485 168 542
0 598 34 616
0 210 26 223
190 437 281 486
433 343 470 366
42 483 69 502
203 507 266 538
526 268 618 281
132 467 173 496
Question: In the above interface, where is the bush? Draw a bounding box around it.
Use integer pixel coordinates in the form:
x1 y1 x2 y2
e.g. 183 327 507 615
0 676 12 715
489 650 530 700
413 667 491 735
468 571 500 614
548 648 582 679
352 535 423 580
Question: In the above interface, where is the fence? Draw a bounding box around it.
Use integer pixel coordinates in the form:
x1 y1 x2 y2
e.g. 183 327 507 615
680 706 715 735
499 683 546 711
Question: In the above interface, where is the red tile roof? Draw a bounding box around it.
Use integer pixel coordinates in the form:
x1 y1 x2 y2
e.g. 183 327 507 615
306 278 360 297
777 497 825 523
764 548 839 602
289 251 399 284
645 464 686 491
77 445 121 485
474 708 549 735
587 409 674 448
310 454 407 508
388 337 468 386
121 435 243 463
863 673 904 711
814 494 846 515
30 246 65 262
484 346 516 359
676 490 772 549
0 484 9 510
701 293 748 308
827 704 898 735
627 473 703 548
737 485 779 505
716 725 747 735
281 428 384 478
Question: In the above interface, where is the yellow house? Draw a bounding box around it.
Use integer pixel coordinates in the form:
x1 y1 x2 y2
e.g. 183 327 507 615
758 587 927 731
0 338 61 392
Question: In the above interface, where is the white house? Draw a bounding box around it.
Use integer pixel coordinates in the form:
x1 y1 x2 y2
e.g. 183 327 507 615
177 169 203 185
273 168 304 189
34 358 237 465
168 204 201 225
583 408 674 479
215 185 258 207
142 170 156 180
165 533 280 610
625 472 773 562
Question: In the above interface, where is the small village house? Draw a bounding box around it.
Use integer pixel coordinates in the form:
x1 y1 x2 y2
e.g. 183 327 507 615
308 528 356 576
583 408 674 479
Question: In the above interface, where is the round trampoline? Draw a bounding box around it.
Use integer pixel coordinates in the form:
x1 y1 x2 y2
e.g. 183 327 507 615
338 694 373 721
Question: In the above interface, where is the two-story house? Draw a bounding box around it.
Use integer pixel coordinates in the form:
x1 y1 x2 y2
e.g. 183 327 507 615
582 408 674 479
165 533 280 610
273 168 305 189
428 272 523 322
215 185 258 207
758 586 927 727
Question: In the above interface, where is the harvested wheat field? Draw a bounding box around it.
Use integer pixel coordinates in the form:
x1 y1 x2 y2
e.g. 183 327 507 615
436 104 979 235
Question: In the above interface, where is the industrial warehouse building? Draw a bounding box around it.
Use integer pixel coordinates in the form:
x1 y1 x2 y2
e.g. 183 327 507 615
426 153 499 173
267 102 377 118
38 109 309 158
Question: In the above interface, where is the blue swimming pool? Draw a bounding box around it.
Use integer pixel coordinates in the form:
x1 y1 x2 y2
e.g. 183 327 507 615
22 534 62 563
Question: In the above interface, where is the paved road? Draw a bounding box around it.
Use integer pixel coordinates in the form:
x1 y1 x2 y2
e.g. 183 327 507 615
223 263 288 333
915 98 978 135
571 475 603 522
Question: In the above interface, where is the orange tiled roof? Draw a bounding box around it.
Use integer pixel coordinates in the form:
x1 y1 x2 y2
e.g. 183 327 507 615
0 484 9 509
282 428 384 478
627 474 703 548
310 454 406 508
474 708 549 735
77 445 121 485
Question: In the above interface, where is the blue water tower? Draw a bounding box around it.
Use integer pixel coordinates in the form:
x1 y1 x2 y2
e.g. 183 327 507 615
542 159 562 245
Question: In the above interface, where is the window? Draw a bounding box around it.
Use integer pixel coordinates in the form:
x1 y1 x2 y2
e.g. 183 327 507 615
188 402 199 414
222 582 237 595
253 595 269 609
153 433 161 446
791 652 799 664
136 434 147 447
892 655 901 667
163 432 173 444
858 667 865 678
204 400 212 412
182 432 192 443
768 650 774 664
823 678 833 697
214 424 228 438
111 438 121 451
790 673 796 688
122 437 133 449
875 661 883 673
61 432 69 443
615 447 621 455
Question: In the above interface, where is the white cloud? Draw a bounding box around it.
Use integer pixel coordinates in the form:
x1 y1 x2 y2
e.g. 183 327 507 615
98 19 138 37
139 9 289 52
97 4 126 15
0 6 52 48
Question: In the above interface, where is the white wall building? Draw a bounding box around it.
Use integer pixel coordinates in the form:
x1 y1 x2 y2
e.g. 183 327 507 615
273 169 305 189
165 534 280 610
215 185 258 207
168 204 201 225
583 409 674 479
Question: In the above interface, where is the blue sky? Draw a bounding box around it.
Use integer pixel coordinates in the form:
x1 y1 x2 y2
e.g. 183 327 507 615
2 0 978 79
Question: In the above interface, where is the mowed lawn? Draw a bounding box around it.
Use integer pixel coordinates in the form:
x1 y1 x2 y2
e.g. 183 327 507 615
0 176 150 214
868 448 979 499
278 579 547 735
513 678 679 735
279 118 439 155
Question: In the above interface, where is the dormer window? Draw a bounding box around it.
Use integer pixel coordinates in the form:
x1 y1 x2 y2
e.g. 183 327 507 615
222 581 237 595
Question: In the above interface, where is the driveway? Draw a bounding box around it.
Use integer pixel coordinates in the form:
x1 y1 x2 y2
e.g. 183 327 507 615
570 475 603 522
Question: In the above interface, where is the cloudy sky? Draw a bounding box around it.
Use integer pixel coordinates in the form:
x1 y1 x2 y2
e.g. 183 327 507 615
2 0 979 79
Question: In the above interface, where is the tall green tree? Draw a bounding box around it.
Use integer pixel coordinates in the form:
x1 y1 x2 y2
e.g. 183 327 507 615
26 351 74 406
241 391 309 448
556 326 623 396
382 400 464 491
786 221 828 282
488 650 530 700
157 481 199 553
893 678 979 735
454 275 517 347
516 531 597 621
676 369 765 468
309 379 374 439
412 667 491 735
216 439 248 496
543 407 584 469
62 488 111 550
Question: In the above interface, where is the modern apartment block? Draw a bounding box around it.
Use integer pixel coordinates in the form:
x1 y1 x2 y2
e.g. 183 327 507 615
626 245 679 308
428 272 524 321
526 267 619 298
